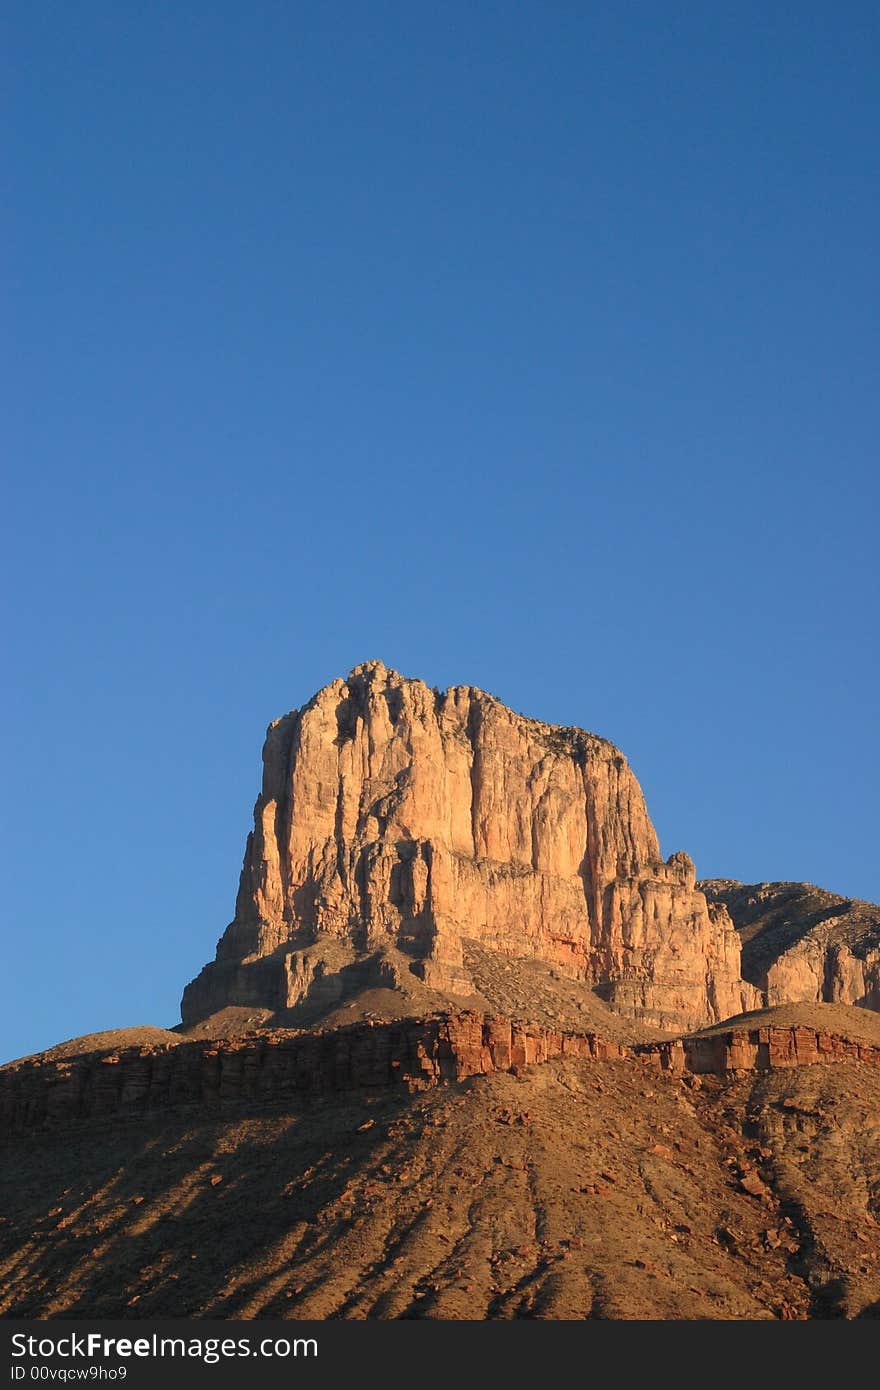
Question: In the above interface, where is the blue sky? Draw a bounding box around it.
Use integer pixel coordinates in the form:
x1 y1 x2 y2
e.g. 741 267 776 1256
3 3 878 1062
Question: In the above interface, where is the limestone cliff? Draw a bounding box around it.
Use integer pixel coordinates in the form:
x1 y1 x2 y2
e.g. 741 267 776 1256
701 880 880 1012
182 662 759 1031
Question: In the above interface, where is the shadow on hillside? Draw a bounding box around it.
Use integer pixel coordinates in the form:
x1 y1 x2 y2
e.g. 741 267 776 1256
0 1087 417 1318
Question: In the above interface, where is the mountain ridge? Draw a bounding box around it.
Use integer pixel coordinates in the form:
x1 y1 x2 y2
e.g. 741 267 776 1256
4 663 880 1321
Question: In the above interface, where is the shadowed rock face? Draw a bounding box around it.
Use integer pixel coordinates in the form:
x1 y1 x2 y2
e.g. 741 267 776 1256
183 663 757 1032
701 880 880 1013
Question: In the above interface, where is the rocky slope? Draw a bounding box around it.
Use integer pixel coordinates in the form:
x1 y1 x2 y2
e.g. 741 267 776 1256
183 662 758 1032
701 881 880 1013
3 1028 879 1319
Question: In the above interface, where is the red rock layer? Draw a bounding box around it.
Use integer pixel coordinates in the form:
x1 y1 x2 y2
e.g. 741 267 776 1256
3 1015 877 1136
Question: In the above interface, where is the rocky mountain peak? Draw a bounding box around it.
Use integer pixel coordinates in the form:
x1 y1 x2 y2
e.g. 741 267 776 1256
182 664 759 1032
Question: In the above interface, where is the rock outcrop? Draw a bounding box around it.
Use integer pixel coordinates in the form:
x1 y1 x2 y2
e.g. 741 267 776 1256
183 662 757 1031
701 880 880 1013
4 1012 879 1135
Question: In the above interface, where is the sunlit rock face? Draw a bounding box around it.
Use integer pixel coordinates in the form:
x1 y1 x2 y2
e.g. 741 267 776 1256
701 879 880 1014
182 662 758 1031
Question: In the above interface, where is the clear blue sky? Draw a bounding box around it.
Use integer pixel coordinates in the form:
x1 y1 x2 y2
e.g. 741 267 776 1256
3 3 878 1062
